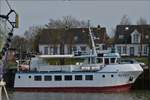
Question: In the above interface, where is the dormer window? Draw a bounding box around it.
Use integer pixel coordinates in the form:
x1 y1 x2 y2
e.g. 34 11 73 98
131 29 141 44
133 34 139 43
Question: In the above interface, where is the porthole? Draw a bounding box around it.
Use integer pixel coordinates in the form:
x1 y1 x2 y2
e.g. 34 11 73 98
111 75 114 78
28 76 31 79
102 75 105 78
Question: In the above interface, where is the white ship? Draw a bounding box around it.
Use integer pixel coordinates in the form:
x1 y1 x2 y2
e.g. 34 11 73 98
14 26 143 92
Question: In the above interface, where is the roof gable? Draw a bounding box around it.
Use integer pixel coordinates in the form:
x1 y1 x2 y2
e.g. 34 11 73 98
131 29 140 36
115 25 150 44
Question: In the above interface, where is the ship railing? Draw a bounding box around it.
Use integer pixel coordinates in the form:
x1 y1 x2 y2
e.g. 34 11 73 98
31 65 81 72
80 64 104 71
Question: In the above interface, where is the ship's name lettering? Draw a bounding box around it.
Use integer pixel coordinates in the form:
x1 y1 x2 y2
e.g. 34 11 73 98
118 74 129 77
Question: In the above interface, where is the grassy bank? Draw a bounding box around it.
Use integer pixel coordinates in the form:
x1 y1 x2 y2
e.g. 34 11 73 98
123 56 148 65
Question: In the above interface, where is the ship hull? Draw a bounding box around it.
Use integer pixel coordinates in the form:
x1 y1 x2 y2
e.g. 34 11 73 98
14 64 143 92
15 84 132 92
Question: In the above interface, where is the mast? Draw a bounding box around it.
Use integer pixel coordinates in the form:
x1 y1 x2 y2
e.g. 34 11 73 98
88 20 97 63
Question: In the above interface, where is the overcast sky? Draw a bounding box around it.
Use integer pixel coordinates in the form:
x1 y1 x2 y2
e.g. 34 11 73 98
0 0 150 36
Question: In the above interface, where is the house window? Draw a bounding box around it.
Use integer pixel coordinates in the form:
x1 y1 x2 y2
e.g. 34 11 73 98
133 34 139 43
34 76 42 81
54 75 62 81
53 47 57 55
64 75 72 81
138 46 141 54
73 46 77 51
117 46 121 54
123 46 127 54
75 75 82 80
80 46 86 51
44 75 52 81
44 47 48 54
67 47 72 54
144 46 148 55
85 75 93 80
50 47 53 54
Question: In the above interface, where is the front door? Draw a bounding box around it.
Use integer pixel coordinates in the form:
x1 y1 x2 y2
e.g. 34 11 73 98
130 47 134 56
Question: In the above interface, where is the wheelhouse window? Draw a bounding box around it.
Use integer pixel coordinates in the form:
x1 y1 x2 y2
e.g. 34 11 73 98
64 75 72 81
54 75 62 81
110 58 116 63
97 58 103 63
104 58 109 64
85 75 93 80
75 75 82 80
34 76 42 81
44 75 52 81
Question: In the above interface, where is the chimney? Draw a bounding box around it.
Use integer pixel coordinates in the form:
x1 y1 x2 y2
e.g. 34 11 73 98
97 25 101 30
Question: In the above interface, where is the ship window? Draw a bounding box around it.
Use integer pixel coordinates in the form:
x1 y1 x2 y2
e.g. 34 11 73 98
85 75 93 80
104 58 109 64
75 75 82 80
111 75 114 78
54 75 62 81
28 76 31 79
44 75 52 81
64 75 72 81
102 75 105 78
110 58 116 63
34 76 42 81
18 76 20 79
97 58 103 63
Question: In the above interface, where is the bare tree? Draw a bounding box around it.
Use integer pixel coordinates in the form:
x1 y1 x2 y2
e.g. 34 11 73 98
120 15 131 25
137 17 148 25
11 35 28 52
46 16 89 28
23 26 42 52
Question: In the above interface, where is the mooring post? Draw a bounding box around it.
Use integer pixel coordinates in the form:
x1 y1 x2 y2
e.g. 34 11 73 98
148 42 150 89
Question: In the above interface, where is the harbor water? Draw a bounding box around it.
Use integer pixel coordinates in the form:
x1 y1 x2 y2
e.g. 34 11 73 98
2 90 150 100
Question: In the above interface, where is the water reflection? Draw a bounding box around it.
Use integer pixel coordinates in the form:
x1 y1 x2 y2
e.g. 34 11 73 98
2 90 150 100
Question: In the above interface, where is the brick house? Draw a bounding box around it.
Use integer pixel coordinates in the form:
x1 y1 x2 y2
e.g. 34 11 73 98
114 25 150 56
38 26 109 55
